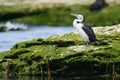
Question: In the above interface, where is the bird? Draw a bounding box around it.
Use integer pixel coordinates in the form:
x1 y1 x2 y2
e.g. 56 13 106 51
71 13 98 44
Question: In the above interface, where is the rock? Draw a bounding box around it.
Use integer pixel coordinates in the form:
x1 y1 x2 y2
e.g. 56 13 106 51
93 24 120 35
89 0 108 11
0 24 120 77
0 22 28 32
0 26 7 32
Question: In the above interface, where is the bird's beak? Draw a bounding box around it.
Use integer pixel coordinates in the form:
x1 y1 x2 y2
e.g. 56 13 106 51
71 13 78 18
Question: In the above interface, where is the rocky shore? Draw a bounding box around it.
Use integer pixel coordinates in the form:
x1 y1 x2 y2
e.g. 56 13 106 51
0 24 120 77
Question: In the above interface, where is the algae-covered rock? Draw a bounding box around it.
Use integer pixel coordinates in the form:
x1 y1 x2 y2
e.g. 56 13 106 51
0 24 120 77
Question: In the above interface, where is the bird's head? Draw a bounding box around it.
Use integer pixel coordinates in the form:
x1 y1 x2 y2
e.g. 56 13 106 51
71 13 85 22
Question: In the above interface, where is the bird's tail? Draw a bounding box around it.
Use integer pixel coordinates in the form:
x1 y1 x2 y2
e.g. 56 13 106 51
91 40 109 45
95 40 109 45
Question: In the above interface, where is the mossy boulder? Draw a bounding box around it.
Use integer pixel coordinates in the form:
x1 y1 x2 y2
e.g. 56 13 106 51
0 24 120 77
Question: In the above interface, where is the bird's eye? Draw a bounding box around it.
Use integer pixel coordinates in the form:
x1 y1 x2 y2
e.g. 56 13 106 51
77 21 80 23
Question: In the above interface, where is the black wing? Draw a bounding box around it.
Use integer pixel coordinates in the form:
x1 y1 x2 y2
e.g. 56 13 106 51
84 23 95 34
82 25 97 42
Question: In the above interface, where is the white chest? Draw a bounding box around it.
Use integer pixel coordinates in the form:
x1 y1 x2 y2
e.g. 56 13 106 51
74 24 90 43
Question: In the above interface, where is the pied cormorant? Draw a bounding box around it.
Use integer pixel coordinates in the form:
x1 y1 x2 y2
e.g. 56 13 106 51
71 13 97 44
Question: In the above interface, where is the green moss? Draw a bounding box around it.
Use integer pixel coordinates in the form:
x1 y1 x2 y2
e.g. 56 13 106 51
1 4 120 26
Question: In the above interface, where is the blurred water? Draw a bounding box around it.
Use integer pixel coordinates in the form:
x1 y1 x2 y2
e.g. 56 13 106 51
0 25 73 52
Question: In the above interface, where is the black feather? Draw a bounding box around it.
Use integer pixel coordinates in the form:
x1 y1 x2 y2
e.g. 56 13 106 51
82 24 97 42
